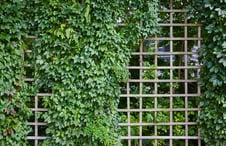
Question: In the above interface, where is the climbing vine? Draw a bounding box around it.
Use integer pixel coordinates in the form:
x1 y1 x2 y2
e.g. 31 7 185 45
31 0 159 145
0 0 31 145
188 1 226 145
1 1 225 145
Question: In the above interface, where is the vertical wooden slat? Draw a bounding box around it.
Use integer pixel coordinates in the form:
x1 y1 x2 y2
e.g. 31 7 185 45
169 0 174 145
139 40 143 146
35 96 38 146
154 35 158 146
184 11 189 146
127 82 131 146
197 25 202 146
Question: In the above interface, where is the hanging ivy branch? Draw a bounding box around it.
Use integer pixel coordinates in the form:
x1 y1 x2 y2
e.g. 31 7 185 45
0 0 31 145
188 1 226 145
29 0 159 145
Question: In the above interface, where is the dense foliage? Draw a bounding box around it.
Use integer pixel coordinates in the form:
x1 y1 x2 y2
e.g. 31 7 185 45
188 1 226 145
0 0 31 145
5 1 223 145
30 0 159 145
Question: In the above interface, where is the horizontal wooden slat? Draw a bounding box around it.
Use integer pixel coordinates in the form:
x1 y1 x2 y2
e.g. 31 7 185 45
131 52 196 55
127 66 201 69
30 108 48 112
119 122 197 126
27 122 47 126
120 136 199 140
128 79 197 83
118 108 199 112
159 23 202 27
27 136 47 140
144 37 202 41
120 94 200 97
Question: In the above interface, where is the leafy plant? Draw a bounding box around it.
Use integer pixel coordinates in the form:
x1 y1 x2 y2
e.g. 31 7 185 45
0 0 31 145
188 1 226 145
29 0 159 145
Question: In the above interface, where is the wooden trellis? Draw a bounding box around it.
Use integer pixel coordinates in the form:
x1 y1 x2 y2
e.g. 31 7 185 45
24 0 202 145
118 0 201 146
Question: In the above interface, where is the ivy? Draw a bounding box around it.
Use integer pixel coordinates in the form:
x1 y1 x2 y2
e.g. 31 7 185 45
1 1 225 145
30 0 159 145
0 0 31 145
188 1 226 145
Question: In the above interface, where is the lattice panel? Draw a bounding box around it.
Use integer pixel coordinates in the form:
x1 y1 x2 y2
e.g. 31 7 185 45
23 44 49 146
118 0 202 146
